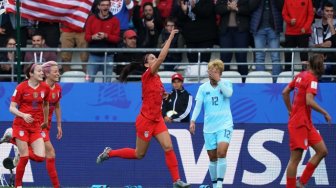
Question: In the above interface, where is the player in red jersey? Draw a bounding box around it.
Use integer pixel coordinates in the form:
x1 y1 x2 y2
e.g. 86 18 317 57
282 54 332 188
96 29 190 188
41 61 62 188
9 63 50 188
1 61 62 187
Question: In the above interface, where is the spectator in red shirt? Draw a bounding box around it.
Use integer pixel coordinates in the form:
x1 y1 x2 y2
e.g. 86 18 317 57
9 63 50 188
85 0 121 82
282 0 314 71
282 54 332 188
96 29 190 188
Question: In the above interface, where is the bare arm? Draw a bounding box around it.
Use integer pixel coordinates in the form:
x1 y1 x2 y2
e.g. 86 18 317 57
150 29 179 74
306 93 332 124
55 102 63 139
282 85 293 115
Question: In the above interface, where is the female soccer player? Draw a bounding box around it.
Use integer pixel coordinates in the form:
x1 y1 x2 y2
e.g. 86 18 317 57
9 63 50 188
96 29 190 188
282 54 332 188
1 61 62 187
41 61 62 188
189 59 233 188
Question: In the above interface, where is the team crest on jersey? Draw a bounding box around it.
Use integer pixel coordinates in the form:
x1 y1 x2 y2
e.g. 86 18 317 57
41 91 45 98
19 130 24 137
52 93 56 99
144 131 149 138
33 92 38 98
41 131 46 138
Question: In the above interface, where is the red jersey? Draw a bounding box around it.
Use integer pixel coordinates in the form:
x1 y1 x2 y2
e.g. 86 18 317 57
140 67 165 121
282 0 314 35
46 83 62 129
288 71 318 128
11 81 50 129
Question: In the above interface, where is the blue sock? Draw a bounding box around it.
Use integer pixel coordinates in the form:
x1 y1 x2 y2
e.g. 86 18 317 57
217 158 227 187
209 161 217 188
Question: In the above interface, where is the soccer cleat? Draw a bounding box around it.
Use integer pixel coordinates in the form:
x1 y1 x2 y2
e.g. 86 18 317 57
0 128 13 144
173 180 191 188
13 146 20 167
96 147 111 164
296 180 306 188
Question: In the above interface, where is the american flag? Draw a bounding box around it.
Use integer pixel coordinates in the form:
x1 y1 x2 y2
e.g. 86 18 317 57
5 0 94 31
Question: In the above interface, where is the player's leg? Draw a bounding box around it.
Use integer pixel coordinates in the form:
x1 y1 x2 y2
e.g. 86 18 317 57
29 132 46 162
15 138 29 188
204 132 218 188
96 115 150 163
45 141 61 188
286 149 303 188
215 128 232 188
299 141 328 186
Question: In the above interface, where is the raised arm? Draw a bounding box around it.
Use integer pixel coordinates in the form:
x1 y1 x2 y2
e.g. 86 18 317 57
150 29 179 74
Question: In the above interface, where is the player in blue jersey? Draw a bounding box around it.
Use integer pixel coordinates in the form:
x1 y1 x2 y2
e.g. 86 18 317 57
189 59 233 188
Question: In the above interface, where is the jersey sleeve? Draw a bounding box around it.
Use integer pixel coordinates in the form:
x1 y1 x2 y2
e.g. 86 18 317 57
11 85 23 104
288 76 297 89
306 79 318 95
58 85 62 102
195 85 204 101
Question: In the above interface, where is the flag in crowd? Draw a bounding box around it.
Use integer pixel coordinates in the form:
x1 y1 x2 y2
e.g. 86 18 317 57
5 0 94 30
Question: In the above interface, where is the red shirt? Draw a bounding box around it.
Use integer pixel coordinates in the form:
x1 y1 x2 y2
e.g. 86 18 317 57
47 83 62 129
288 71 318 128
140 68 165 121
85 13 120 44
282 0 314 35
11 81 50 129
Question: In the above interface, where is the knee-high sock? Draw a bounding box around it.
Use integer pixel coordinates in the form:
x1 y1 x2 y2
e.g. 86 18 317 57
217 158 227 187
15 156 29 187
28 147 45 162
286 177 296 188
209 161 217 188
299 162 317 185
108 148 137 159
165 150 180 182
46 158 60 188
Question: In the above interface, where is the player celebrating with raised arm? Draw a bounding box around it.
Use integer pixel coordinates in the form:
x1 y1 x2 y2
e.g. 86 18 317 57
282 54 332 188
189 59 233 188
96 29 190 188
9 63 50 188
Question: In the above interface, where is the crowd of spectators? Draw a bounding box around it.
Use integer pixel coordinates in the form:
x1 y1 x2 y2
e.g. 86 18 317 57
1 0 336 82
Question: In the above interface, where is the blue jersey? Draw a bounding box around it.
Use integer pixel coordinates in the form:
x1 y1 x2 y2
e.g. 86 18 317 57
193 80 233 133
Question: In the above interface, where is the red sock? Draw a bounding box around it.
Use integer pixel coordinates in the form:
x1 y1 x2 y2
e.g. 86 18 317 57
46 158 60 188
28 147 45 162
15 156 29 187
108 148 137 159
165 150 180 182
300 162 317 185
286 177 296 188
